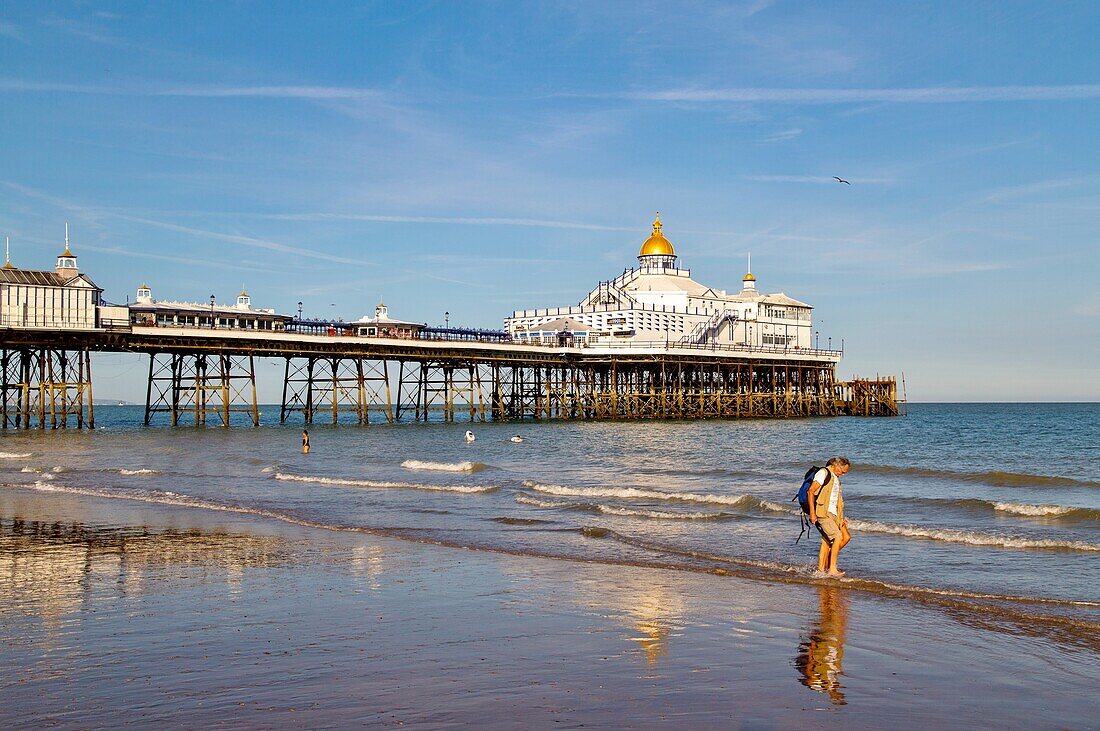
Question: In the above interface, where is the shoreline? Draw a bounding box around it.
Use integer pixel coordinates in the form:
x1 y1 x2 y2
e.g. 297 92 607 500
1 487 1096 729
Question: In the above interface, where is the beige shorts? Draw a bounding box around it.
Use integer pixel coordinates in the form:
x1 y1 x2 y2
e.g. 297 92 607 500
816 515 841 543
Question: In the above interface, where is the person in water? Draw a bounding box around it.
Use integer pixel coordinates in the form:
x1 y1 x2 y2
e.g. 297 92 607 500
807 456 851 576
464 430 475 443
302 429 310 454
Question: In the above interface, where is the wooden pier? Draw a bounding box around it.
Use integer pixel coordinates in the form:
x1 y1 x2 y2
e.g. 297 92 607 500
0 326 898 428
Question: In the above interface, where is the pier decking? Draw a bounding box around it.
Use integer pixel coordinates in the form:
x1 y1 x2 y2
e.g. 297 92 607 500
0 324 898 428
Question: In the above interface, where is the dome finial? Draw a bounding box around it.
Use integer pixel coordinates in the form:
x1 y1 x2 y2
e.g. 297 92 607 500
652 212 662 235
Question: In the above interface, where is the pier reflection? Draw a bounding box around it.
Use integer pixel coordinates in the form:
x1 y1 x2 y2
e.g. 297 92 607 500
795 585 849 705
0 516 291 631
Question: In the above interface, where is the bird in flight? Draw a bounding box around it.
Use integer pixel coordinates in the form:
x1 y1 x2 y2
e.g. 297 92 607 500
834 176 851 185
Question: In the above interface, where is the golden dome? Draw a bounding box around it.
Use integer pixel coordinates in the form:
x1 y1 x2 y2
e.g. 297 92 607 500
743 272 756 282
639 213 675 257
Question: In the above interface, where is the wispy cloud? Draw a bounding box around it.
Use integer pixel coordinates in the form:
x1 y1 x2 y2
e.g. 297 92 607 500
106 213 367 266
624 85 1100 104
1072 295 1100 318
80 243 286 275
0 21 26 42
248 212 634 232
982 177 1087 203
743 174 893 184
760 128 803 143
39 15 122 46
0 79 388 101
153 85 387 100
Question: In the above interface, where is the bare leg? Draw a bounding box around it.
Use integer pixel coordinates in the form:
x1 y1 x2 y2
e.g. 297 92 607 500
827 534 845 577
817 538 830 572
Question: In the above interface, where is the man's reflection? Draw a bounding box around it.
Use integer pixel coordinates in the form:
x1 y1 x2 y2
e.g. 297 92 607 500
795 585 849 705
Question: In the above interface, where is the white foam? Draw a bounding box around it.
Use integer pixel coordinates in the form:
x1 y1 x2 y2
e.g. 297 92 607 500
514 493 725 520
849 519 1100 552
401 460 485 473
515 494 575 509
119 468 160 476
0 452 32 458
274 472 497 494
20 467 40 473
993 502 1074 517
522 480 754 507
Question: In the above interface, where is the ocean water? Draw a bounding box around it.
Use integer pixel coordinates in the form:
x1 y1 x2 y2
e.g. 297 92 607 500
2 403 1098 650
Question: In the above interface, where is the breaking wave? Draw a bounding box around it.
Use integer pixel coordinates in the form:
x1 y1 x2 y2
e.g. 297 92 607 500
848 518 1100 552
992 502 1099 519
0 452 32 459
275 472 497 494
514 492 729 520
522 480 791 513
401 460 487 473
118 468 161 476
863 494 1100 522
857 464 1100 488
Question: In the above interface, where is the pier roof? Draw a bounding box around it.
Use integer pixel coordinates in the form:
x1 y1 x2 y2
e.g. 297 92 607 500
0 267 100 290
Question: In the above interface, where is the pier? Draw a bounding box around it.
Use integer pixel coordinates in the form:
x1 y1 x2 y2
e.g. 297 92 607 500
0 223 898 429
0 325 897 429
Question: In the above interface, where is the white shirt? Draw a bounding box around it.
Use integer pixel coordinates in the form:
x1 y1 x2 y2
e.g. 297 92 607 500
815 468 842 517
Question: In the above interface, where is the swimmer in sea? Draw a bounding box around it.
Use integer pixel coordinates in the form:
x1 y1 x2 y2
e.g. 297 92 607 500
302 429 310 454
464 430 476 443
510 435 524 443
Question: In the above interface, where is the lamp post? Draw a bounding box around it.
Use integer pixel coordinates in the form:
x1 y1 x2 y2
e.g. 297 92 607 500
297 301 303 321
815 330 819 350
210 294 216 329
444 311 450 328
828 336 832 350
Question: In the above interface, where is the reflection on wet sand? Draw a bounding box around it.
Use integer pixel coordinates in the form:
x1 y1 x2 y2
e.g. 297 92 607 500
0 516 291 635
567 570 688 666
795 585 849 705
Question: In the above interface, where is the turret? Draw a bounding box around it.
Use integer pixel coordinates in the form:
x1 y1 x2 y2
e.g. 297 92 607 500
56 223 79 278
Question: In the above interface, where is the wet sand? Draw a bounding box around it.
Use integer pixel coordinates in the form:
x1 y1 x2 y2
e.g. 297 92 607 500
1 487 1095 729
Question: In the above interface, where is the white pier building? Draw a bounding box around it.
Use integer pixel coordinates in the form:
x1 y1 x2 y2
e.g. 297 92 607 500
505 215 815 349
0 227 102 330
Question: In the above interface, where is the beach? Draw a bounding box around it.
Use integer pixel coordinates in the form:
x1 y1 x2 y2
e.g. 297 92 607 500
1 404 1098 728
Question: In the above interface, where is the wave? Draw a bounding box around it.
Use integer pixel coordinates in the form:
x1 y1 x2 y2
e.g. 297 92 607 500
118 468 161 476
522 480 794 515
274 472 497 494
521 479 790 512
992 502 1099 519
0 452 32 459
861 494 1100 522
514 493 729 521
401 460 486 473
848 518 1100 552
20 467 40 473
858 464 1100 488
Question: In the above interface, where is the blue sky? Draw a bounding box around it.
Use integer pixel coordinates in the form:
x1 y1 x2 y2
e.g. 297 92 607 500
2 1 1098 402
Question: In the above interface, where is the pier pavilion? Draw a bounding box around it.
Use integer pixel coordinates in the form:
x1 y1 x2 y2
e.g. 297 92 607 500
506 214 814 350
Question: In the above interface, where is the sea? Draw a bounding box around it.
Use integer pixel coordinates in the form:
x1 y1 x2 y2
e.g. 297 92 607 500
2 402 1098 652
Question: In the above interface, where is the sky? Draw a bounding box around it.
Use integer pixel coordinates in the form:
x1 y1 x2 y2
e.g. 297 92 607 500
2 1 1099 402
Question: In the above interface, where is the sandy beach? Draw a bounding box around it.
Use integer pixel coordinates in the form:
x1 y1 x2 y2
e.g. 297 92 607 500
2 485 1094 730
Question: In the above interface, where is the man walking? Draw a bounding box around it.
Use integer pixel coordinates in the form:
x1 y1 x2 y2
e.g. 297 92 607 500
807 457 852 577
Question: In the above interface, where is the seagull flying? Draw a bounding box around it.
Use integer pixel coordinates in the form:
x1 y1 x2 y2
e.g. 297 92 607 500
834 176 851 185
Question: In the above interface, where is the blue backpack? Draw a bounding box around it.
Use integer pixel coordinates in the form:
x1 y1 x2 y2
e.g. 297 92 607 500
793 466 832 544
